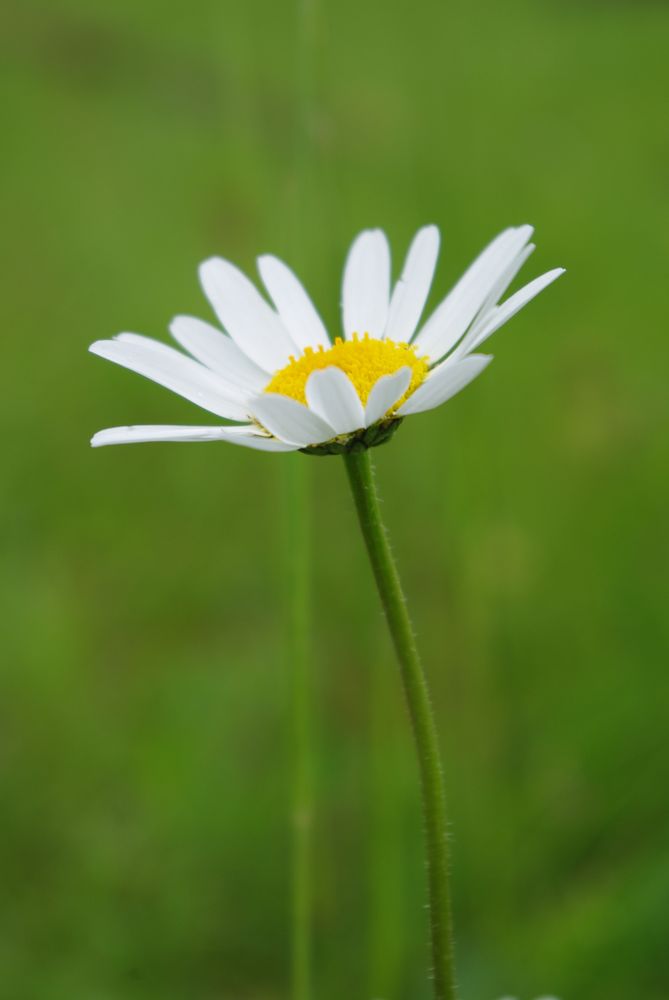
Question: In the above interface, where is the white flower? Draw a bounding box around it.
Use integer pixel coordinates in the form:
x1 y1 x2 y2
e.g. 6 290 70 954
90 225 563 453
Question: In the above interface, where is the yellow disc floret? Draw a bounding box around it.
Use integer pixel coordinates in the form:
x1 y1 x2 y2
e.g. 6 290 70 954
264 334 429 414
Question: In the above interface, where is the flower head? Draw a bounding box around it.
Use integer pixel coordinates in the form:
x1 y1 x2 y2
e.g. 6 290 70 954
90 225 563 453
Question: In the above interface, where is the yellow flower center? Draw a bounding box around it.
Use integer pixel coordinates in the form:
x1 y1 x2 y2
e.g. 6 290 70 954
264 334 429 413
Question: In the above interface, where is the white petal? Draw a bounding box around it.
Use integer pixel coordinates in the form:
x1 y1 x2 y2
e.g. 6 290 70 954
114 332 247 406
257 255 330 350
90 335 250 421
91 424 297 451
199 256 298 371
450 243 536 359
342 229 391 339
92 425 230 446
250 394 335 447
413 225 534 362
304 367 365 434
364 367 412 425
469 243 536 334
214 425 299 451
463 268 565 353
385 226 440 342
169 315 267 392
397 355 492 416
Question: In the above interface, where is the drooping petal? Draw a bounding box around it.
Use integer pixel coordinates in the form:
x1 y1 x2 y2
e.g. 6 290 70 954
304 367 365 435
257 255 330 350
169 315 268 392
89 335 250 421
413 226 534 362
460 268 565 354
199 256 298 371
397 354 492 416
250 394 335 447
385 226 440 342
364 367 412 426
342 229 391 339
91 424 296 450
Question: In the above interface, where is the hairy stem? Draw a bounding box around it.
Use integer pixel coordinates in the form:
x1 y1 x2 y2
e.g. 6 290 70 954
343 448 457 1000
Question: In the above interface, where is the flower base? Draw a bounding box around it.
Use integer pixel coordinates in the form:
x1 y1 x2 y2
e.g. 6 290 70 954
299 417 404 457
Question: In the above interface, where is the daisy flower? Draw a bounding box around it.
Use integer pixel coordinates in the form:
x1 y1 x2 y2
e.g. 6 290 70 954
90 225 563 454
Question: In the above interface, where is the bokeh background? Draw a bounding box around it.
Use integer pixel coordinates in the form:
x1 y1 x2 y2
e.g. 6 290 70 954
2 0 668 998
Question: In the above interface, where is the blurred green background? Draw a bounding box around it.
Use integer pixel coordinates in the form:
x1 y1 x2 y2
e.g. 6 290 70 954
2 0 668 998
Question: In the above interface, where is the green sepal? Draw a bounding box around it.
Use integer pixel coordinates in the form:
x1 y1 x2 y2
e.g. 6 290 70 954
299 418 404 457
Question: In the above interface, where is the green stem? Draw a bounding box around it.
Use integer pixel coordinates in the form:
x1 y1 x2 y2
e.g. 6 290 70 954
343 448 457 1000
283 456 312 1000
